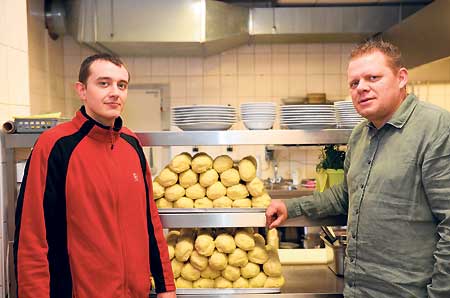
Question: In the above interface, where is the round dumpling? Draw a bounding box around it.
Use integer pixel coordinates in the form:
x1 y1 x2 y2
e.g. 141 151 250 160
233 277 249 288
179 169 198 188
153 181 165 199
232 198 252 208
186 183 206 200
227 184 249 200
190 250 209 271
166 230 179 260
171 258 184 278
238 157 257 182
248 247 269 264
195 234 215 257
246 177 265 197
249 272 268 288
215 233 236 253
175 232 194 261
194 197 213 208
235 230 255 251
252 193 271 208
228 248 248 268
181 263 201 281
156 168 178 187
222 265 240 282
174 197 194 208
209 250 228 271
214 276 233 288
213 155 234 173
206 182 227 200
264 275 285 288
169 152 192 173
193 278 214 288
164 184 185 201
191 153 213 174
213 196 232 208
199 169 219 187
155 198 173 208
241 262 260 279
201 265 221 279
176 277 193 288
220 168 240 187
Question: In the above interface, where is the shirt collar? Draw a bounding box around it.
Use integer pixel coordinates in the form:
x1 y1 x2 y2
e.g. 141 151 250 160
365 93 418 130
386 93 418 129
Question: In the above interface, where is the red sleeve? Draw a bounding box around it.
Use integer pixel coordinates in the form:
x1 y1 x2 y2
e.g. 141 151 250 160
14 138 52 298
145 164 176 293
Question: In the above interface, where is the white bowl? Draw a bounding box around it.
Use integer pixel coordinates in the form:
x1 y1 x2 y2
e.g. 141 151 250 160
243 120 274 130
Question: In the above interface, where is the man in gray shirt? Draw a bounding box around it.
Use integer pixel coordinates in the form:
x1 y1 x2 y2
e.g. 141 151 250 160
266 40 450 297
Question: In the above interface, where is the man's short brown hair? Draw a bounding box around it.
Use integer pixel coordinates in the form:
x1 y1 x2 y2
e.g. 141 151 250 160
350 39 404 73
78 53 130 85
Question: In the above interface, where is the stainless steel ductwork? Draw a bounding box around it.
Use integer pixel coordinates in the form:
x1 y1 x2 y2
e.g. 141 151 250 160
65 0 428 56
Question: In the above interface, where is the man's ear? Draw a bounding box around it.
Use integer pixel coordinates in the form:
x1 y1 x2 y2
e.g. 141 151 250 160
75 82 87 102
398 67 408 89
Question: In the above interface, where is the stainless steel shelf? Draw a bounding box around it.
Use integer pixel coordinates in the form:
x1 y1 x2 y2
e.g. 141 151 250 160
4 129 352 148
136 129 352 146
159 211 346 228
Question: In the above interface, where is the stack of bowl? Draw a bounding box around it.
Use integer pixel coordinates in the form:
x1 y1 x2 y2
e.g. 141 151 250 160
240 102 276 130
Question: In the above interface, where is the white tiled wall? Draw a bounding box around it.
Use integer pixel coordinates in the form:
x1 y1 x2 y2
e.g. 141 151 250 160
1 0 29 295
408 83 450 111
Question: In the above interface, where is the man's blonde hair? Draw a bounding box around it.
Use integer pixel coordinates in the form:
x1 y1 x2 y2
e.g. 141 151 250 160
350 39 404 73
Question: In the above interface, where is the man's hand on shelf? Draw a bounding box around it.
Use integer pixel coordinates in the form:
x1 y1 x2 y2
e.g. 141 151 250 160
266 200 288 229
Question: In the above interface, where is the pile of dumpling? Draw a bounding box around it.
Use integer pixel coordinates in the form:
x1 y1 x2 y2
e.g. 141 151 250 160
165 228 284 289
152 152 271 208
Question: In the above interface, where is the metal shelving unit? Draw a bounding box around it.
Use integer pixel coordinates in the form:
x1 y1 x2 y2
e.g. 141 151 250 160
2 129 351 298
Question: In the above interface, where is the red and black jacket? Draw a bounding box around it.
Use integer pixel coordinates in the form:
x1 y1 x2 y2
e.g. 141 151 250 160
14 106 175 298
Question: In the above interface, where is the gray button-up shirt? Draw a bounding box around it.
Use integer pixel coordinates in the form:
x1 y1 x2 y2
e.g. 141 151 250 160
285 94 450 297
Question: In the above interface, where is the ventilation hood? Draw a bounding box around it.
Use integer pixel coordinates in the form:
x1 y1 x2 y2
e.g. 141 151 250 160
381 0 450 82
66 0 428 56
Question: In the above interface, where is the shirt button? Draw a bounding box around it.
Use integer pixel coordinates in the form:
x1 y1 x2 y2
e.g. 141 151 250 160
355 208 360 214
352 232 356 239
367 160 372 165
360 184 364 189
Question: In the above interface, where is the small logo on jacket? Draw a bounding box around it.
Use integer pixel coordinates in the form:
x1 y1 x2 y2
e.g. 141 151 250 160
132 172 139 182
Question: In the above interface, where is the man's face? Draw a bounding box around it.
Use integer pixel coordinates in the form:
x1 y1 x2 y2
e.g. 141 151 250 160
75 60 129 126
347 50 408 128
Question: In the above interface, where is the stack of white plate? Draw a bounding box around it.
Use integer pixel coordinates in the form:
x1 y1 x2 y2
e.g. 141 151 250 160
280 104 336 129
334 101 364 128
240 102 276 130
171 105 237 131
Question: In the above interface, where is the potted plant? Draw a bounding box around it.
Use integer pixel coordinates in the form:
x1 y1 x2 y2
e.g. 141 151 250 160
315 145 346 191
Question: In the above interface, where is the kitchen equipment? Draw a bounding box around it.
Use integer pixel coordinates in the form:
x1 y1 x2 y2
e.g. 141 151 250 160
321 235 346 276
306 93 327 104
321 226 337 244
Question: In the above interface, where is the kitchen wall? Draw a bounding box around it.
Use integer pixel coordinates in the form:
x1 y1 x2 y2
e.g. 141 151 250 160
408 82 450 110
61 37 450 181
62 37 353 180
27 0 68 116
0 0 29 295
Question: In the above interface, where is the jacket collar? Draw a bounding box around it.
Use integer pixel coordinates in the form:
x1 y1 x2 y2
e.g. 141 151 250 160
73 106 123 143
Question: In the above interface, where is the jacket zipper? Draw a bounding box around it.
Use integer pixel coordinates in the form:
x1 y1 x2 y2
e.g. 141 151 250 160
110 128 115 150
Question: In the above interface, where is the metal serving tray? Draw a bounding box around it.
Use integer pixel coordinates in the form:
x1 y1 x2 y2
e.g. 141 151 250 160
151 288 281 295
158 208 266 214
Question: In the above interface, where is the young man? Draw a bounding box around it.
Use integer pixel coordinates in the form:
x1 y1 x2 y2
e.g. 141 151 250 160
14 54 176 298
266 40 450 297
